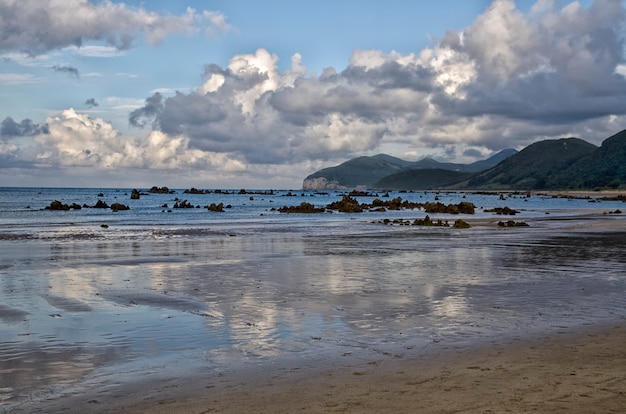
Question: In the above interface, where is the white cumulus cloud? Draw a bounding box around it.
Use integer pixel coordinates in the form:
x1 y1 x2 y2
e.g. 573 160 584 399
0 0 232 54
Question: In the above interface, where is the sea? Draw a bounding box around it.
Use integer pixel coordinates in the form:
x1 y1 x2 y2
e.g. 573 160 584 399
1 186 625 411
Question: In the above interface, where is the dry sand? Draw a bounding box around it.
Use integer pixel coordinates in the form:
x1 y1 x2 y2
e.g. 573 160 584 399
73 323 626 414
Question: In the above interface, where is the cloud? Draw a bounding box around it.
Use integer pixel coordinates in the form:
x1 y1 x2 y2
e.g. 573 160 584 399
1 117 49 137
24 109 246 174
85 98 98 108
128 92 164 128
0 0 233 55
4 0 626 188
52 65 80 78
125 0 626 171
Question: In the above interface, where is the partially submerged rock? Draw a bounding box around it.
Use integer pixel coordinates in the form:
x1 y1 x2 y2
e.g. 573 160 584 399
486 207 520 215
498 220 529 227
278 202 325 213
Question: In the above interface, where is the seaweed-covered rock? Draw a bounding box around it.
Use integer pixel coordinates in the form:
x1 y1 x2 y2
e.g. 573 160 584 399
485 207 520 215
130 189 140 199
498 220 529 227
424 201 475 214
45 200 70 210
278 202 325 213
453 219 471 228
110 203 130 212
149 186 174 194
93 200 109 209
173 199 194 208
326 195 363 212
207 202 224 212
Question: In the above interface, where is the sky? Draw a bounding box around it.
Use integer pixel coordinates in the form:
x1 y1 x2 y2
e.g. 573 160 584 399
1 0 625 189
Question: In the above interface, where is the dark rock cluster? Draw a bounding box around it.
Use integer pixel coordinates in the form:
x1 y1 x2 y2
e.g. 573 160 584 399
45 200 129 212
277 202 325 213
277 195 477 216
374 216 472 228
498 220 529 227
148 186 175 194
485 206 520 215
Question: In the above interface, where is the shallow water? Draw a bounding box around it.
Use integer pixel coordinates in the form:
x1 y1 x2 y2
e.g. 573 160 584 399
1 187 625 410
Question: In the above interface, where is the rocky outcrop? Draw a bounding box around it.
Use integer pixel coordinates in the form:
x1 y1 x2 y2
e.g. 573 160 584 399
423 201 475 214
326 195 364 212
93 200 109 209
110 203 130 212
45 200 71 210
278 202 325 213
149 186 175 194
45 200 128 211
173 199 195 208
498 220 529 227
206 202 224 212
130 189 140 199
485 207 520 215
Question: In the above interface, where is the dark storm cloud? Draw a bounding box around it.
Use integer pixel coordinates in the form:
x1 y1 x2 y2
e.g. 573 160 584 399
158 92 229 137
52 65 80 78
85 98 99 108
1 117 48 137
341 60 434 92
128 92 164 128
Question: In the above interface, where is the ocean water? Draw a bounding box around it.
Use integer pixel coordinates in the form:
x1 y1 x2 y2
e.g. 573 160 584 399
1 187 625 410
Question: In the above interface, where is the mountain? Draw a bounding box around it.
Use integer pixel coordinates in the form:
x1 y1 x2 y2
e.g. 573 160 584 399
302 131 626 191
409 148 518 173
302 149 516 190
454 138 598 190
302 154 413 190
549 130 626 189
373 168 475 190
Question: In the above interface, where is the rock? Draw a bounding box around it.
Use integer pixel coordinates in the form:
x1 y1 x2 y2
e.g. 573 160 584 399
45 200 70 210
498 220 529 227
278 202 325 213
148 186 174 194
173 199 194 208
326 195 363 212
93 200 109 209
453 219 471 229
424 201 475 214
485 207 520 215
130 189 140 199
110 203 130 212
207 202 225 212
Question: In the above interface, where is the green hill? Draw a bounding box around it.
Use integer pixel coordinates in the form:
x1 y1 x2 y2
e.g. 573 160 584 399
373 168 474 190
550 130 626 189
408 149 517 173
302 131 626 191
454 138 598 190
302 154 413 190
302 149 516 190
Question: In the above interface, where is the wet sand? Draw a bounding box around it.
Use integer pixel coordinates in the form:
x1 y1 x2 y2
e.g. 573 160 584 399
50 323 625 413
3 209 625 413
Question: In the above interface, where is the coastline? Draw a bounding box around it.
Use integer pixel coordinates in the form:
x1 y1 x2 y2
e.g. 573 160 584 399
36 322 626 413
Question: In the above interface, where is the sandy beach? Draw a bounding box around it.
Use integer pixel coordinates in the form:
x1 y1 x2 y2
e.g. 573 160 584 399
41 323 623 413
